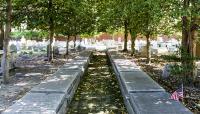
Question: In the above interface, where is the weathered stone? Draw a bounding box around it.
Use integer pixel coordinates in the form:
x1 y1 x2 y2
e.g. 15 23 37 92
108 51 117 55
60 64 85 72
74 56 89 64
74 56 89 60
113 59 137 65
78 51 92 57
66 60 87 68
10 44 17 52
3 92 67 114
116 64 140 72
130 92 192 114
162 64 171 78
31 70 80 94
120 71 165 93
53 69 81 77
111 55 125 59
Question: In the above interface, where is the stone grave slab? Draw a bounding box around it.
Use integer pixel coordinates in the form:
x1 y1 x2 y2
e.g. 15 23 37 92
65 60 88 68
53 69 81 79
130 92 192 114
74 56 89 61
3 92 66 114
78 51 91 57
59 64 85 72
108 50 117 55
120 71 165 92
53 69 82 86
116 64 141 72
31 71 80 93
110 55 125 59
73 58 88 63
113 59 140 72
113 59 136 65
74 57 89 64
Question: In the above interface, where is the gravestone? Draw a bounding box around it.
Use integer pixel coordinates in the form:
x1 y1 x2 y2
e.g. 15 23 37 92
130 92 192 114
10 44 17 52
60 64 85 72
116 64 140 72
162 64 171 79
3 92 67 114
53 46 59 55
27 46 33 50
31 70 81 94
120 71 165 93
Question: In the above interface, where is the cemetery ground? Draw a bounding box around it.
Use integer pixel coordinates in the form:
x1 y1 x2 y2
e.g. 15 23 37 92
122 52 200 114
0 49 199 114
0 52 77 113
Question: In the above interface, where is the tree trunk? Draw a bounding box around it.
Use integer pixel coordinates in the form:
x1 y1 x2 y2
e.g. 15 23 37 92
181 0 193 84
146 32 151 64
190 17 199 80
130 29 136 56
74 35 76 49
123 20 128 52
2 0 12 84
66 35 69 56
0 23 4 50
48 0 54 62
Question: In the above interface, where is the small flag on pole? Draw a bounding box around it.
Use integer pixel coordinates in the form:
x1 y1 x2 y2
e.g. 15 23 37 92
170 84 183 101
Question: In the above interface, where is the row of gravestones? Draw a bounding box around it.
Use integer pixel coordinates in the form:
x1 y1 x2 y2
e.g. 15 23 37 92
107 50 192 114
2 51 92 114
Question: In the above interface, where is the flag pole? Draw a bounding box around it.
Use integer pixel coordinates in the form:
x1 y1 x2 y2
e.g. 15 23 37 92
181 83 185 104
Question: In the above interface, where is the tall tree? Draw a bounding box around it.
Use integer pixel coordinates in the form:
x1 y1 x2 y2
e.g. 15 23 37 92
140 0 164 63
47 0 54 61
0 0 5 50
0 23 4 50
1 0 12 83
181 0 200 81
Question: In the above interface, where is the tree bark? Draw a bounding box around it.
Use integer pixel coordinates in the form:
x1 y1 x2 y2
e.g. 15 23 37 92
123 20 128 52
0 23 4 50
181 0 194 84
130 29 136 56
146 32 151 64
190 17 199 80
2 0 12 84
66 35 70 56
74 35 76 49
48 0 54 62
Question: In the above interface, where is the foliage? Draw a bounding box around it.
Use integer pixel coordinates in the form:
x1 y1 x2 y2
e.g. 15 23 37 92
161 46 200 84
11 30 48 40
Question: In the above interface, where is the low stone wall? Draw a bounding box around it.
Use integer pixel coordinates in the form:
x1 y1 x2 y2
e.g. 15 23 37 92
107 49 192 114
2 51 92 114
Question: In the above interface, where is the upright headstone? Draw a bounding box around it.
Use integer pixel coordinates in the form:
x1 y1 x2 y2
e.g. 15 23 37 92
10 44 17 52
162 64 171 79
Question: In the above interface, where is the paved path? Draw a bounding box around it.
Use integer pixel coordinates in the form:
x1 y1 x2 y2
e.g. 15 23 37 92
67 52 127 114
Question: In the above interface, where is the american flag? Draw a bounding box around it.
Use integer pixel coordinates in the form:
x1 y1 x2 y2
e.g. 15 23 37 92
170 84 183 101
